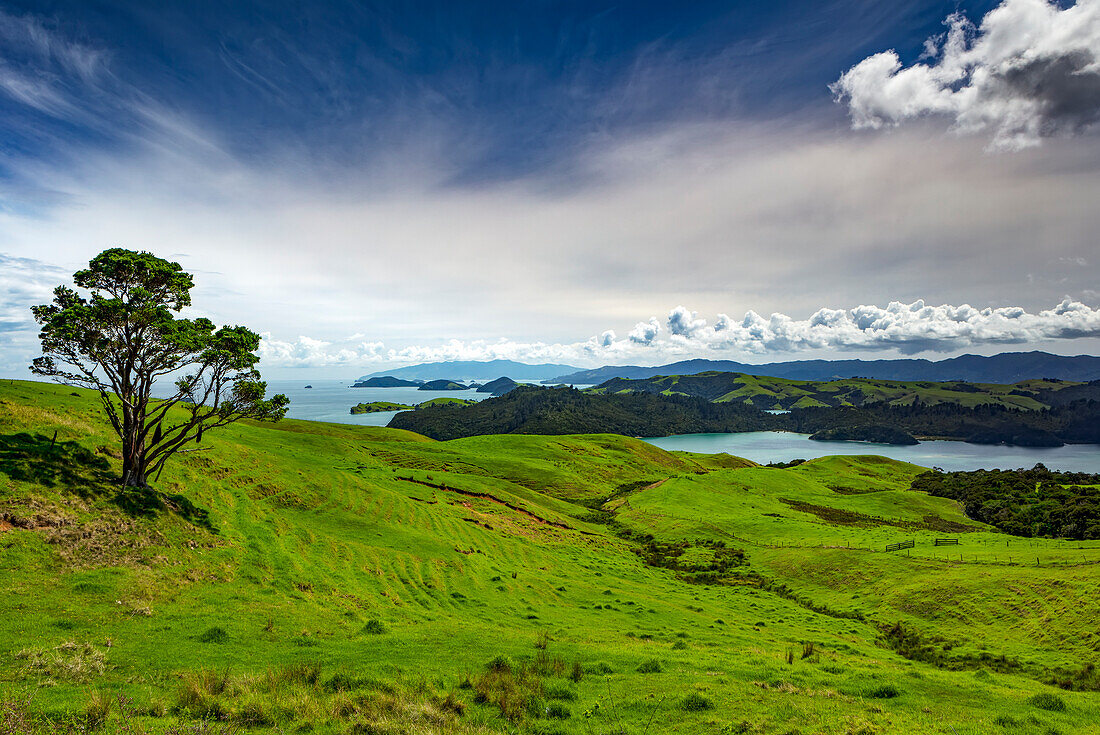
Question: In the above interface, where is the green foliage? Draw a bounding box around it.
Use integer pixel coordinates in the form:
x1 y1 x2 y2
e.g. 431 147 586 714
29 248 288 487
911 466 1100 538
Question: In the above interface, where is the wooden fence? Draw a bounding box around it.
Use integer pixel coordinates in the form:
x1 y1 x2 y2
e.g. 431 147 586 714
885 540 914 552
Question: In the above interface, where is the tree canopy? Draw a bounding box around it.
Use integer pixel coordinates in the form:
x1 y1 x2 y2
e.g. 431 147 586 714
31 248 288 487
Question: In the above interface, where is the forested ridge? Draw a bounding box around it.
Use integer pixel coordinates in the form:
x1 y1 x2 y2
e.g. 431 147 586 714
389 385 1100 446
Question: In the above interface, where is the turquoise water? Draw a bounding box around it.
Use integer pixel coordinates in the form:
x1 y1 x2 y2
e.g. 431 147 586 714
642 432 1099 473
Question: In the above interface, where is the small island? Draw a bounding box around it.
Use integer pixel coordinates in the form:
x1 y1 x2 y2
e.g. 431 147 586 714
809 425 919 445
352 376 423 388
416 397 478 408
418 380 472 391
350 401 415 414
477 376 519 396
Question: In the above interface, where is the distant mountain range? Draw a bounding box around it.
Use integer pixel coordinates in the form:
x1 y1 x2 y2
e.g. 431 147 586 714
357 359 580 382
548 352 1100 385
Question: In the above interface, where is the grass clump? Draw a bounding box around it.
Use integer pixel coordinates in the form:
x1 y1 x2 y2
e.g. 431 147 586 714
680 692 713 711
195 626 229 644
543 682 576 701
15 641 108 683
362 619 387 635
546 702 571 719
1029 692 1067 712
867 684 900 699
636 659 663 674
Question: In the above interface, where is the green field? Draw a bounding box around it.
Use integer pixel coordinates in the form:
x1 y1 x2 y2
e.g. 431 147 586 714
589 372 1089 410
2 380 1098 734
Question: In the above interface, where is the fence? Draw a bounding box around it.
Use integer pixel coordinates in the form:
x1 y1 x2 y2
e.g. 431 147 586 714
885 540 914 552
933 538 960 546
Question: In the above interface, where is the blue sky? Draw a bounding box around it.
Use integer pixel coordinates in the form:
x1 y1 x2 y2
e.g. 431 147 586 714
1 0 1098 376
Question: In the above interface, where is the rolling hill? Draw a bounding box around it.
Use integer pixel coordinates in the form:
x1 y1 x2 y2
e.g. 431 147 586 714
587 371 1099 411
1 380 1098 733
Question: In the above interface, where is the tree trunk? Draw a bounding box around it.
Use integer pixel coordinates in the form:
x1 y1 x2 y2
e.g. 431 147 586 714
122 427 148 487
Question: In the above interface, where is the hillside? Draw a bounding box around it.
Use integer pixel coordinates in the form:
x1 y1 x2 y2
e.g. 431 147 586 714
2 380 1099 734
389 386 778 440
388 384 1100 446
550 351 1100 385
588 371 1097 411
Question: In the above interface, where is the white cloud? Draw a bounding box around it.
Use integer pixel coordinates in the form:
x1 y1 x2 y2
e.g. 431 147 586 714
652 298 1100 355
248 297 1100 369
667 305 707 338
832 0 1100 149
628 317 661 345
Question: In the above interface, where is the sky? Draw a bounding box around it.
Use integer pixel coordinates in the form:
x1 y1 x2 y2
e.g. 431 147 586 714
1 0 1099 378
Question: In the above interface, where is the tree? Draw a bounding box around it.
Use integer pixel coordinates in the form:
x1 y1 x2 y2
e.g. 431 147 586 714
30 248 289 487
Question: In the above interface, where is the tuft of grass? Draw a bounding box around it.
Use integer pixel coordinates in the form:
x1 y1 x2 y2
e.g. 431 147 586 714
680 692 712 712
546 702 571 719
867 684 901 699
636 659 663 674
83 690 112 731
361 619 387 635
1029 692 1067 712
195 626 229 644
14 641 108 683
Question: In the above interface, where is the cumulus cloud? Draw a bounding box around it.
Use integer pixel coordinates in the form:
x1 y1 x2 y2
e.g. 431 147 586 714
667 306 707 338
653 298 1100 355
628 317 661 345
832 0 1100 149
246 298 1100 370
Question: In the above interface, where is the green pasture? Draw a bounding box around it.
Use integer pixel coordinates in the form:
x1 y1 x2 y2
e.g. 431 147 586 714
1 380 1097 734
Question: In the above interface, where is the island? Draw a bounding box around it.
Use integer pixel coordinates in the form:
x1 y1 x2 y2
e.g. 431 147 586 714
304 384 313 389
416 397 478 408
350 401 415 414
418 380 472 391
351 376 423 388
476 376 519 396
808 424 919 445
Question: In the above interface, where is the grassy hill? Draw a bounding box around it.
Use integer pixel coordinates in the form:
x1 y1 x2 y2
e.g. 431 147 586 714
2 380 1099 733
588 372 1095 411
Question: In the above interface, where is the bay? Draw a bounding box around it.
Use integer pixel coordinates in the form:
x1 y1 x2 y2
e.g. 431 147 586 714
642 431 1099 473
266 379 493 427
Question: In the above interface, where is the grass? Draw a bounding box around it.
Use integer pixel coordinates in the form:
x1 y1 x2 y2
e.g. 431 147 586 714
1 379 1098 733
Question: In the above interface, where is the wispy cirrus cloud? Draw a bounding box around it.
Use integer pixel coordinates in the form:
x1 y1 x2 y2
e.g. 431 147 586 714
832 0 1100 149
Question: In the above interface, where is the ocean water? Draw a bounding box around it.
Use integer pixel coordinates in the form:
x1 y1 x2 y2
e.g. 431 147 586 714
266 379 494 427
642 431 1100 473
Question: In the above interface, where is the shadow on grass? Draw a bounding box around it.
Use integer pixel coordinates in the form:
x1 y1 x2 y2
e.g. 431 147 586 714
0 432 215 532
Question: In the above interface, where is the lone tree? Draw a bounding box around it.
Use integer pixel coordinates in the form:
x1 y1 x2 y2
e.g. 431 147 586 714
31 248 289 487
